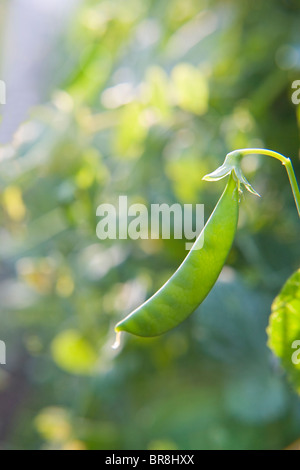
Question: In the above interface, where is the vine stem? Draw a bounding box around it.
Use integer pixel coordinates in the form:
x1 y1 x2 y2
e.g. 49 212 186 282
228 148 300 217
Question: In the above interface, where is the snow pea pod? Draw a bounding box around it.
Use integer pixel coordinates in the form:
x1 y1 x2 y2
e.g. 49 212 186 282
115 173 239 338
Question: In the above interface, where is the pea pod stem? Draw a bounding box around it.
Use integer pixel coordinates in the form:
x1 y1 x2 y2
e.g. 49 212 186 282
228 149 300 217
204 148 300 217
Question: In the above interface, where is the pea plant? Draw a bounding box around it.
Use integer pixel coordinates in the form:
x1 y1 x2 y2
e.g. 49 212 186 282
114 148 300 393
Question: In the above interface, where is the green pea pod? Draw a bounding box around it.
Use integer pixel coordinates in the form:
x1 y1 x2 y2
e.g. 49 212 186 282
115 173 239 338
113 148 300 345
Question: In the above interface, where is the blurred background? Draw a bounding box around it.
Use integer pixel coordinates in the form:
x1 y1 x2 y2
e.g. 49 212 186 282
0 0 300 450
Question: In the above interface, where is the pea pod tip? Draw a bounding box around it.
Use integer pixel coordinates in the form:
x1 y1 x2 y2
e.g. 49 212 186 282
112 331 122 350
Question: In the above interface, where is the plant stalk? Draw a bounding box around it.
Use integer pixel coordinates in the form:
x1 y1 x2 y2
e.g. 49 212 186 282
228 148 300 217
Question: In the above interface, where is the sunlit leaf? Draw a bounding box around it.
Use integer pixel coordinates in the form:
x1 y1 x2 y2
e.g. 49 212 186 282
267 269 300 394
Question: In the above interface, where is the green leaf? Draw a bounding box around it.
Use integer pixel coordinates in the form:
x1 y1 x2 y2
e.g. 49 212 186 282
267 269 300 393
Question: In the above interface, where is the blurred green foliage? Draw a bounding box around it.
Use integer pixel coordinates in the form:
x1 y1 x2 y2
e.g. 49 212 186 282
0 0 300 450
